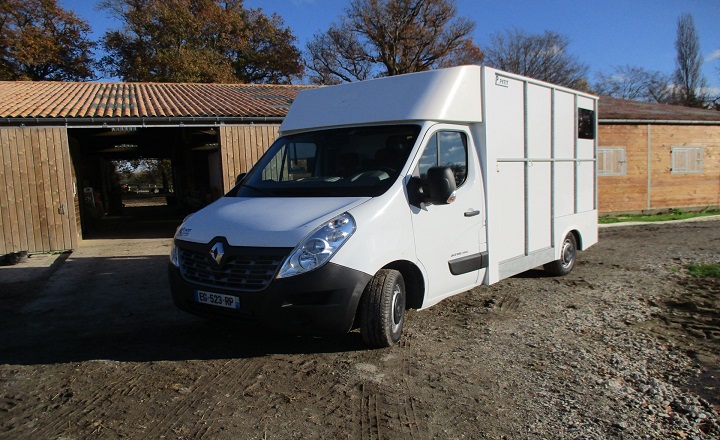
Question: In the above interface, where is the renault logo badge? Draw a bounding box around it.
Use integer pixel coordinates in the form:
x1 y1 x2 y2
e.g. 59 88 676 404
209 242 225 265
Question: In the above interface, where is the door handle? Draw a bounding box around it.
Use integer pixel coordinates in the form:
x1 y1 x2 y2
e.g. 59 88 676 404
464 209 480 217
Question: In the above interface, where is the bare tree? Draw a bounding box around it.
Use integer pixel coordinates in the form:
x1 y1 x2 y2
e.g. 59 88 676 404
594 65 672 103
673 13 707 107
305 0 484 84
306 23 373 84
484 29 589 90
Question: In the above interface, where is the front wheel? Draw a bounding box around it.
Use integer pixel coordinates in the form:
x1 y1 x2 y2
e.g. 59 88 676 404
543 233 577 276
359 269 406 347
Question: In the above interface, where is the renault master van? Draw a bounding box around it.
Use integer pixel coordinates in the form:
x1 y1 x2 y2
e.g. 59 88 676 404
168 66 598 347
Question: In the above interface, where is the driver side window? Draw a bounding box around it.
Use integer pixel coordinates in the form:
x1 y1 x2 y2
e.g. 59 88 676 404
415 131 468 186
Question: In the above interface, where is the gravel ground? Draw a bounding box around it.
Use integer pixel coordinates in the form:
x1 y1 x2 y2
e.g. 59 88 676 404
0 220 718 439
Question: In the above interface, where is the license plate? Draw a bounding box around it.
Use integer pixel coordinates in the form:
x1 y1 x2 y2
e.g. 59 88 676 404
194 290 240 310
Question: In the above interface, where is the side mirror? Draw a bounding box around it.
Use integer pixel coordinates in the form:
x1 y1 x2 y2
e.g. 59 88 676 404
407 176 426 207
408 166 457 208
235 173 247 184
426 166 457 205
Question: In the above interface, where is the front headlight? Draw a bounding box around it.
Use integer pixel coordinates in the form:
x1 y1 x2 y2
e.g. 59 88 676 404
170 215 193 267
277 212 356 278
170 242 180 267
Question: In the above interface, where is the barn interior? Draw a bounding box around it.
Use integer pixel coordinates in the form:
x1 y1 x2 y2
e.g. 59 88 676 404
67 126 225 239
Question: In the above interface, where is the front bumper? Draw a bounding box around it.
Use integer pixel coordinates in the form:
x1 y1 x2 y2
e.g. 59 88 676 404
168 261 372 335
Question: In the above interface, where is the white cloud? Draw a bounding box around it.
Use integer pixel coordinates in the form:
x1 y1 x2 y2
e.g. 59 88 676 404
707 50 720 62
701 86 720 96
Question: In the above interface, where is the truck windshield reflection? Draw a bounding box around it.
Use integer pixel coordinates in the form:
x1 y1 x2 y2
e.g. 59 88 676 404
231 125 421 198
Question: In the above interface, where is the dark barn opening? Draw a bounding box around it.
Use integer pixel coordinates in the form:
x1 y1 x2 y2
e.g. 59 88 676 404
68 126 224 240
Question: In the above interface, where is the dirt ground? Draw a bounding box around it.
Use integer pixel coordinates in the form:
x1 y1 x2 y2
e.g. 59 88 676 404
1 219 718 439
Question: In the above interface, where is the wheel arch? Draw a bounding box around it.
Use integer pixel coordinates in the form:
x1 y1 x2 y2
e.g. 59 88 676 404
352 260 425 330
569 229 582 250
558 227 582 251
381 260 425 310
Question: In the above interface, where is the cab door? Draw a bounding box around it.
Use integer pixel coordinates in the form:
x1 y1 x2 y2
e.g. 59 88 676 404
408 126 487 305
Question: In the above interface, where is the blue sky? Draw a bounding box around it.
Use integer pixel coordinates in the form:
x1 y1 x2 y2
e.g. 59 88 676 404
62 0 720 91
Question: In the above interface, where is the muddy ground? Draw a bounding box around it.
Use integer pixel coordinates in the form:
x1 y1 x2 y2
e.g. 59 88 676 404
0 219 718 439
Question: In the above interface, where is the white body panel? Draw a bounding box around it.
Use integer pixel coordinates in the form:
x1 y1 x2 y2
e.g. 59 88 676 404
177 65 598 312
179 196 369 247
281 67 483 133
407 124 487 307
479 67 598 284
331 188 417 276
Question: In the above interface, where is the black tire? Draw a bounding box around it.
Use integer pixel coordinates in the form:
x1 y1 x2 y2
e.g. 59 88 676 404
543 233 577 276
359 269 406 347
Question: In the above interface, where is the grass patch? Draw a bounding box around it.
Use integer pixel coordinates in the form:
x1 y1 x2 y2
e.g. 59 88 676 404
686 263 720 278
599 209 720 224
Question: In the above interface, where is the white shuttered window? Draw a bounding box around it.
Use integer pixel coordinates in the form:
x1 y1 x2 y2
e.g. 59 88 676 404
671 147 703 174
598 147 627 176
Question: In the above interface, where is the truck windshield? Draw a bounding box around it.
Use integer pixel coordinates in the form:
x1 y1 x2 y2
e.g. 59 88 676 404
230 125 421 197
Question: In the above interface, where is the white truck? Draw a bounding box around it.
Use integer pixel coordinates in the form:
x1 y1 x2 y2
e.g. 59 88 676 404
168 66 598 347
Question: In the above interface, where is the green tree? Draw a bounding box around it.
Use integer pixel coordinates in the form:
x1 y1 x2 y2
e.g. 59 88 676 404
672 13 707 107
484 29 589 90
100 0 303 83
0 0 96 81
305 0 484 84
114 159 172 191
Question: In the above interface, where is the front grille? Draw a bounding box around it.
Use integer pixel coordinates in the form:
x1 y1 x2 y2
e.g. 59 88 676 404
179 248 286 291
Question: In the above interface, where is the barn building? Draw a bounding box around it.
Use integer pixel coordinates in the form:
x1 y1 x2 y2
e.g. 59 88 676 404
1 81 719 255
598 97 720 214
0 82 309 255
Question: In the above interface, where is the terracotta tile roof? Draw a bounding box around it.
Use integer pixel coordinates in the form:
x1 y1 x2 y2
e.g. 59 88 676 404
2 82 719 125
599 96 720 123
0 81 312 120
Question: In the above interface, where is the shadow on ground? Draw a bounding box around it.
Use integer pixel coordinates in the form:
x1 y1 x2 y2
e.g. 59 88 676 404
0 251 367 365
82 204 184 240
1 198 368 366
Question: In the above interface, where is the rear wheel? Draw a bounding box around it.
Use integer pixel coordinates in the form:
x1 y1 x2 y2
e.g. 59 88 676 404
359 269 406 347
544 233 577 276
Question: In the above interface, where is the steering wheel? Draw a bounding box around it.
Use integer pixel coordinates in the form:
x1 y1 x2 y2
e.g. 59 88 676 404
349 168 394 181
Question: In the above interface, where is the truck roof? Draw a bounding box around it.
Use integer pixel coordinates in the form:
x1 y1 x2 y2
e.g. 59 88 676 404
280 66 597 134
280 66 484 133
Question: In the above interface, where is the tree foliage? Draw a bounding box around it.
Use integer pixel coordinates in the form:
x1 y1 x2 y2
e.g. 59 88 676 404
114 159 172 190
305 0 484 84
672 13 707 107
100 0 303 83
0 0 96 81
484 29 589 90
594 65 672 103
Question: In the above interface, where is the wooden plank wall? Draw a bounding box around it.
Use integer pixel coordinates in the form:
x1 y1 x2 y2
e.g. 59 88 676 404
599 124 720 213
218 125 279 192
650 125 720 209
0 127 79 254
597 125 649 212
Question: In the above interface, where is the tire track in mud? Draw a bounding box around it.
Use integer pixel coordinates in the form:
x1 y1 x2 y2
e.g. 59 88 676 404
352 335 432 440
398 337 428 440
399 366 431 440
186 355 352 438
143 358 261 439
397 331 433 440
24 363 144 439
359 381 382 440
